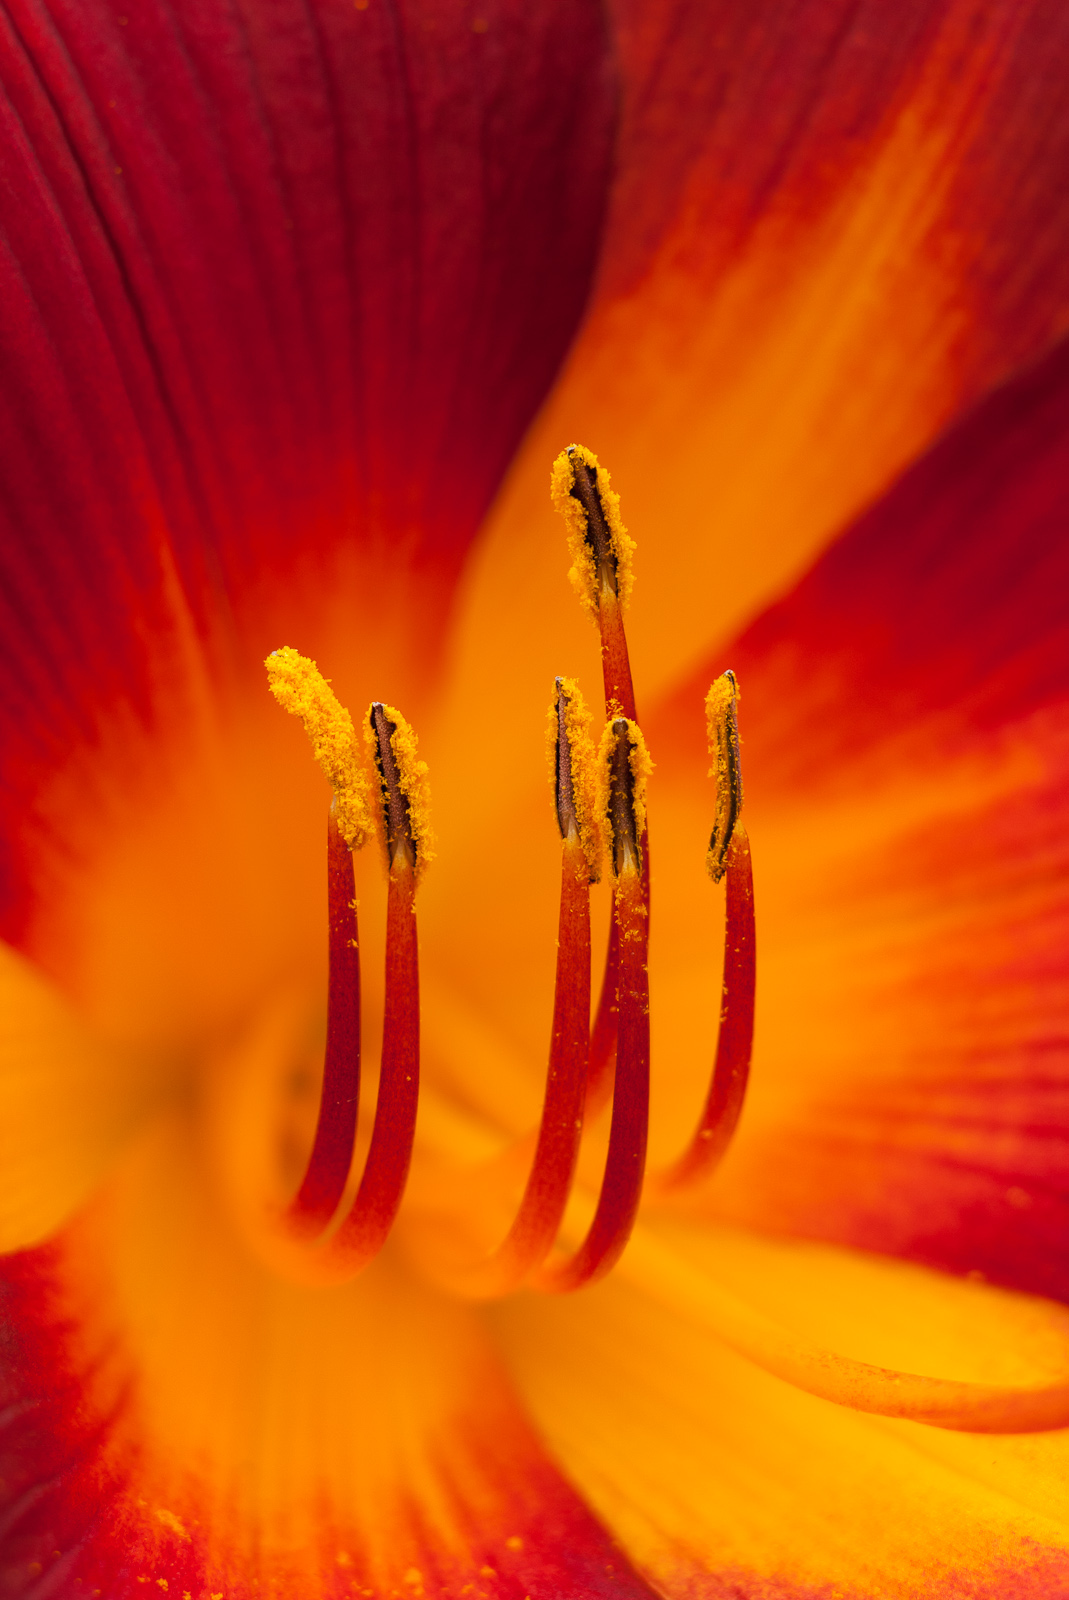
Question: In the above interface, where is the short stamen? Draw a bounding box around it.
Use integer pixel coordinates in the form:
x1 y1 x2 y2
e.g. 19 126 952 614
322 703 427 1271
655 671 755 1190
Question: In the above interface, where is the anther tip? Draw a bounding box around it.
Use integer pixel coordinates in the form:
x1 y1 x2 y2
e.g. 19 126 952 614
367 701 434 879
706 671 743 883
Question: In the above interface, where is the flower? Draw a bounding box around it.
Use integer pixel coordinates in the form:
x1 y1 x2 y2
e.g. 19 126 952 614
2 2 1069 1598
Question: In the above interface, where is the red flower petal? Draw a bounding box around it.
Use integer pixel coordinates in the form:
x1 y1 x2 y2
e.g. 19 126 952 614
655 335 1069 1303
0 0 614 936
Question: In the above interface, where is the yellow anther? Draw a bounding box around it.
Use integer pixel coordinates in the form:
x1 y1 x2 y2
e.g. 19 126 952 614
706 670 743 883
598 716 653 876
365 702 435 881
547 677 603 881
265 647 372 849
550 443 636 620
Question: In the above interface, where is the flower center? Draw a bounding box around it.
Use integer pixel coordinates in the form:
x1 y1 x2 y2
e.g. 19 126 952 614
247 445 755 1297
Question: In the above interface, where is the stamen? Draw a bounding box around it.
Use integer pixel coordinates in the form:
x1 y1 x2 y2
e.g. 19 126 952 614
551 444 645 1116
551 443 637 720
264 649 367 1238
655 672 755 1191
438 680 600 1297
536 718 652 1292
261 661 426 1280
321 703 427 1272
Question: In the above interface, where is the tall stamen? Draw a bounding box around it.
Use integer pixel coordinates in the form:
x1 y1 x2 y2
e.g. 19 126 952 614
536 717 652 1292
655 671 756 1190
551 443 646 1115
323 703 428 1271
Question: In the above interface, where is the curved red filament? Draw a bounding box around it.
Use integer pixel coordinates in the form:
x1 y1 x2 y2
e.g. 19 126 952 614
656 823 755 1189
536 863 649 1292
586 585 646 1117
446 831 592 1296
285 813 360 1237
326 853 420 1270
585 920 619 1114
275 840 419 1279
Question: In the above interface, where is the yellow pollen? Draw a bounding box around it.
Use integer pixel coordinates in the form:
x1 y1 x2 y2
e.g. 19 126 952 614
546 676 603 880
365 702 436 880
265 647 372 849
550 442 636 618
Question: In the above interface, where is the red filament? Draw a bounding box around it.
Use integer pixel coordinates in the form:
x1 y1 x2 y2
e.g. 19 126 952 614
536 864 650 1292
285 813 360 1237
587 586 648 1116
656 823 755 1190
446 831 592 1296
327 854 420 1270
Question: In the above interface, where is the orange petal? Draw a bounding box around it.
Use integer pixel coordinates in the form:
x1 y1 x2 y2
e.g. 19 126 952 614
0 1105 657 1599
492 1219 1069 1595
648 337 1069 1302
0 942 153 1250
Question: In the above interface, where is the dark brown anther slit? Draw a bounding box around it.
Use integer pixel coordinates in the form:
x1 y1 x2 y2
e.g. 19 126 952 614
568 447 618 597
554 677 580 842
607 718 640 875
285 809 361 1236
370 702 414 863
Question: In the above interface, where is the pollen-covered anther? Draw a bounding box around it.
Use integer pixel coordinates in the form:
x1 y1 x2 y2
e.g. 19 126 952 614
706 669 743 883
550 442 636 621
601 717 652 879
265 646 372 850
367 701 434 879
551 676 602 881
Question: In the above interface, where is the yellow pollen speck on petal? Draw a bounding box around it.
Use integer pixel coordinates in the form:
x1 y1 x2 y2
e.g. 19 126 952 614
550 442 635 618
547 676 603 880
154 1508 190 1541
365 702 435 880
265 646 372 850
